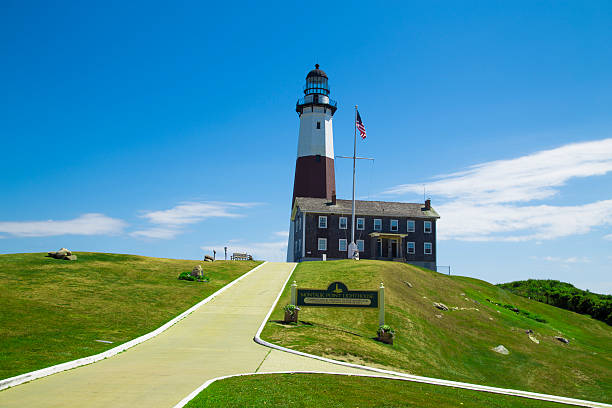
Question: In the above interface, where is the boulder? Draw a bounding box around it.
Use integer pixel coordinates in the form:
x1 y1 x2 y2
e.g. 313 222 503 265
204 255 214 262
47 251 57 257
56 248 71 257
404 281 413 288
433 302 449 311
528 334 540 344
191 265 203 278
64 255 77 261
492 345 509 355
555 336 570 344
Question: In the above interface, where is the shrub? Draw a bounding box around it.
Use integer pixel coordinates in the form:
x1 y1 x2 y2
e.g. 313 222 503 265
178 271 209 282
377 324 395 336
283 304 300 316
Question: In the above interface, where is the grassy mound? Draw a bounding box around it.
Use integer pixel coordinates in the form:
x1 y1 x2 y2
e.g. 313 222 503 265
498 279 612 325
0 252 260 379
185 373 568 408
261 260 612 403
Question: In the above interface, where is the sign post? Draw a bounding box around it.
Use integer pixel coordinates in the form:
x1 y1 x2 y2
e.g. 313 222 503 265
378 282 385 326
291 281 297 305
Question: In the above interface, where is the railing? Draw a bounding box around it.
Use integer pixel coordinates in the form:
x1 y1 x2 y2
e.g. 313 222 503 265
297 96 337 108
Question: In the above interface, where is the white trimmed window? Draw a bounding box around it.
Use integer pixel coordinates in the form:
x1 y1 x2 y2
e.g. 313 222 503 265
373 219 382 231
319 216 327 228
339 239 347 251
424 242 432 254
318 238 327 251
339 216 348 230
390 219 398 232
424 221 432 233
407 241 415 254
357 218 365 230
407 220 415 232
357 240 364 252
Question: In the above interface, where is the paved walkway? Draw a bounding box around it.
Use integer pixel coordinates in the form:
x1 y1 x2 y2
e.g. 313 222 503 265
0 262 370 408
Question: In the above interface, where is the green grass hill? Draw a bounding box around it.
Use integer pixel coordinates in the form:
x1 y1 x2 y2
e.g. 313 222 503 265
261 260 612 404
497 279 612 325
0 252 260 380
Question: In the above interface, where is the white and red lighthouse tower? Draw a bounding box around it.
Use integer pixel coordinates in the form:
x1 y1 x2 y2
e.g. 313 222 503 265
292 64 338 204
287 65 338 261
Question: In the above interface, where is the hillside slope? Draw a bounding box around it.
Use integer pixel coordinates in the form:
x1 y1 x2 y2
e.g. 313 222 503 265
498 279 612 325
261 260 612 403
0 252 260 379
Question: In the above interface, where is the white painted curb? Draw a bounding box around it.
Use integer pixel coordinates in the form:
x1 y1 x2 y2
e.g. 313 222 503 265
0 261 268 391
253 265 612 408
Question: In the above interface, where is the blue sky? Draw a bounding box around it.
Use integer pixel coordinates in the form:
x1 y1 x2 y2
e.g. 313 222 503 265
1 1 611 293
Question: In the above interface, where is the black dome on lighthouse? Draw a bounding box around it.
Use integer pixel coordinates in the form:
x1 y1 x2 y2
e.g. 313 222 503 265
306 64 328 79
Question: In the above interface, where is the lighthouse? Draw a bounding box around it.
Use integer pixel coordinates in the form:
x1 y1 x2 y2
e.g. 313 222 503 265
287 65 338 261
292 64 338 203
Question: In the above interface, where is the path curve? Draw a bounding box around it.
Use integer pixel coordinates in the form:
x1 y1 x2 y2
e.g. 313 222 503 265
0 262 369 408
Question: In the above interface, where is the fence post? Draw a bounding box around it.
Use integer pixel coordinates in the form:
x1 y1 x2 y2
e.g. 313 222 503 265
378 282 385 326
291 281 297 305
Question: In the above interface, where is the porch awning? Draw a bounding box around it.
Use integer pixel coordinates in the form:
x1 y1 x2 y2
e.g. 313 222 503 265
368 233 408 239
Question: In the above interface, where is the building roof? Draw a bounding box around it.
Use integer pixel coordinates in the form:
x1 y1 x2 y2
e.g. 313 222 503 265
294 197 440 219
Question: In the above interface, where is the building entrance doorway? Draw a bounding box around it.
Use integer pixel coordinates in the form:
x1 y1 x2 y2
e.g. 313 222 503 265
377 239 383 258
391 241 397 258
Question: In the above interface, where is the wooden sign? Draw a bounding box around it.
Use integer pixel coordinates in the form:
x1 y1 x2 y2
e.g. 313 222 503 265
296 282 378 308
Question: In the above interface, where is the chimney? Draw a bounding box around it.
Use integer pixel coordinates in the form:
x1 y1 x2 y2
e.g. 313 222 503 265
331 190 337 205
424 198 431 210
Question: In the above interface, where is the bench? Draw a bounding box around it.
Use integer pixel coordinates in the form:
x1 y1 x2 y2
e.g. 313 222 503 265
231 252 253 261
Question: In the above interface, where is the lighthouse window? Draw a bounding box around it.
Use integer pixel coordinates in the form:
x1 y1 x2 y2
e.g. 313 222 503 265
339 217 348 229
316 121 321 129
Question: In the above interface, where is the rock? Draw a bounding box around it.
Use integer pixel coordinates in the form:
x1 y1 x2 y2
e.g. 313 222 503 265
404 281 413 288
528 334 540 344
64 255 77 261
56 248 71 257
433 302 449 311
204 255 214 262
492 345 509 355
47 251 57 257
190 265 203 278
525 329 533 334
435 314 442 318
555 336 570 344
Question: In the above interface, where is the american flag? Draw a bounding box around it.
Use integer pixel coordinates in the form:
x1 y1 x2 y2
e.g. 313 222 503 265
356 110 366 139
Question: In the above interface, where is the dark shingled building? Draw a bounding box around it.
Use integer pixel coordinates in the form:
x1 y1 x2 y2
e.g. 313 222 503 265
286 65 440 270
289 197 440 270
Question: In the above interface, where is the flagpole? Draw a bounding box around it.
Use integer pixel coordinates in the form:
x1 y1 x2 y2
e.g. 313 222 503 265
350 105 357 258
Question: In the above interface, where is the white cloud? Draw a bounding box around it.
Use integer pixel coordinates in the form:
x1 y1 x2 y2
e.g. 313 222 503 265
129 227 181 239
201 237 287 262
132 201 257 240
604 234 612 241
274 231 289 238
531 255 591 264
385 138 612 204
384 139 612 242
140 201 256 226
0 213 126 237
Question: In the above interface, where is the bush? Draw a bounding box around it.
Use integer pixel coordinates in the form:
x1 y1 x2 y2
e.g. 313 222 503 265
178 271 209 282
377 324 395 336
283 304 300 316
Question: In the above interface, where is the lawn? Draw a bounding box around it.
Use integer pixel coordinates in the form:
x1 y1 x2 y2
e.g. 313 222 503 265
0 252 260 379
186 373 570 408
260 260 612 403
